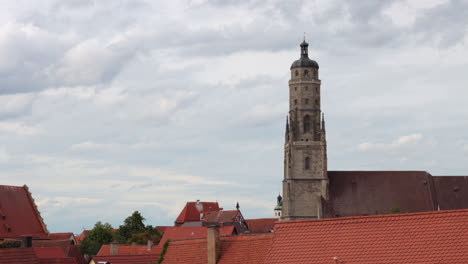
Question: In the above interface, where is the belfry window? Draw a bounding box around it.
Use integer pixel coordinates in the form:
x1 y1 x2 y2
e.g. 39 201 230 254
303 115 310 133
304 70 309 77
305 157 310 170
295 70 299 76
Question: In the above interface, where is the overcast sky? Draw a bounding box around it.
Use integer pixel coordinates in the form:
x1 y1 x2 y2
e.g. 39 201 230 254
0 0 467 233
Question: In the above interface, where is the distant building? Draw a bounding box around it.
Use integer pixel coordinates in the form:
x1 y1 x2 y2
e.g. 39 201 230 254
282 41 468 220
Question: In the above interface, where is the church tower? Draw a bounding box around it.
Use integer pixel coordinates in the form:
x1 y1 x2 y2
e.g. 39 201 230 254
282 40 328 220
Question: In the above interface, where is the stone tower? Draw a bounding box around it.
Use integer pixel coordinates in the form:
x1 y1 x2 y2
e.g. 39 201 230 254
282 40 328 220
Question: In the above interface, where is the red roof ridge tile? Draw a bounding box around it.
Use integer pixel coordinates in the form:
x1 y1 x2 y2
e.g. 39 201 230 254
23 185 49 234
277 208 468 226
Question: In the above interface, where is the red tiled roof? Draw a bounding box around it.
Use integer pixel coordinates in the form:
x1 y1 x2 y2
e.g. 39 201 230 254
162 238 207 264
32 240 86 264
0 248 40 264
38 258 77 264
160 226 235 244
97 244 161 256
33 248 66 259
162 234 273 264
92 254 159 264
266 209 468 264
48 233 74 241
74 230 89 245
218 234 272 264
203 210 239 223
0 185 48 239
245 218 276 234
156 226 170 234
175 202 219 224
32 240 71 252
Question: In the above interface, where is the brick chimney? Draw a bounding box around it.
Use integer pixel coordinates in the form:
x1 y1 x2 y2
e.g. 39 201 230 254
146 240 154 251
110 241 119 255
20 236 32 248
207 225 220 264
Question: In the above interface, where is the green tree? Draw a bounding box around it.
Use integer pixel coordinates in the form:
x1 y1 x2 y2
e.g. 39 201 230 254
128 225 162 245
79 221 114 255
115 211 162 245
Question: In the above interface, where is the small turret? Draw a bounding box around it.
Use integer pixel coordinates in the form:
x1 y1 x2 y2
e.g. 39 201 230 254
274 194 283 219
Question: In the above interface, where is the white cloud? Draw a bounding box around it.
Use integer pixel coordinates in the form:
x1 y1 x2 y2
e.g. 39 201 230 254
0 121 39 135
0 149 9 162
382 0 449 27
358 133 423 151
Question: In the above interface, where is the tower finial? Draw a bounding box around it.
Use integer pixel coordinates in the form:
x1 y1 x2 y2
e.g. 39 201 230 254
236 202 240 210
303 32 306 42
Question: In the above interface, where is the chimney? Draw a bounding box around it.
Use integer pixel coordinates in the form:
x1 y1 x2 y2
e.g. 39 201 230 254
146 240 154 251
207 225 220 264
21 236 32 248
110 242 119 255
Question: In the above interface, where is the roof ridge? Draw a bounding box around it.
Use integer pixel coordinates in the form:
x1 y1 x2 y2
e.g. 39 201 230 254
23 185 49 234
277 208 468 226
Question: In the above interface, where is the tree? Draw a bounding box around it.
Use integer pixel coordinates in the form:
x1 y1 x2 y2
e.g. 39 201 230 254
80 221 114 255
128 225 162 245
115 211 162 245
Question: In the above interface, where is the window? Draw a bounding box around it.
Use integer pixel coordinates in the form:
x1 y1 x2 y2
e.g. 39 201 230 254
304 70 309 77
305 99 309 104
305 157 310 170
303 115 310 132
305 86 308 91
294 99 297 105
294 87 297 91
313 70 317 78
295 70 299 76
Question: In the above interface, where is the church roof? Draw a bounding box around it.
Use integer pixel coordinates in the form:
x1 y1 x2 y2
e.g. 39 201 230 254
433 176 468 210
266 209 468 263
326 171 437 217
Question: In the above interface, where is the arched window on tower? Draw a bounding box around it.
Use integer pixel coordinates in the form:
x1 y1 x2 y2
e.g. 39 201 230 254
303 115 310 133
305 157 310 170
295 70 299 76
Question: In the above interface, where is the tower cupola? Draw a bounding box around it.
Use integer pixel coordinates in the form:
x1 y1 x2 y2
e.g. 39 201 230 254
290 40 319 69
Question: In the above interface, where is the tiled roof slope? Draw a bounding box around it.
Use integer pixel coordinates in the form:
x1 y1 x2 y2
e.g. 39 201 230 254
38 258 77 264
245 218 276 233
203 210 239 223
266 209 468 264
162 238 207 264
433 176 468 210
0 185 48 239
33 247 66 258
175 202 219 224
327 171 437 217
0 248 40 264
218 234 272 264
48 233 75 241
162 234 273 264
97 244 161 256
160 226 234 244
92 254 159 264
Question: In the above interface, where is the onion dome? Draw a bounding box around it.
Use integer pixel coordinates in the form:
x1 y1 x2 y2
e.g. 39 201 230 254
290 40 319 69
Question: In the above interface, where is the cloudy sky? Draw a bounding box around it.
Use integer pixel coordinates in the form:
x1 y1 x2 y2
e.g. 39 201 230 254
1 0 467 233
